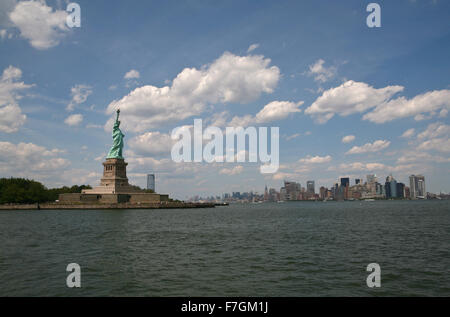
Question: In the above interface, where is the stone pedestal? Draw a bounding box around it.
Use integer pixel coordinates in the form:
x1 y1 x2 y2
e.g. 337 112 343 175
82 158 139 194
100 158 129 188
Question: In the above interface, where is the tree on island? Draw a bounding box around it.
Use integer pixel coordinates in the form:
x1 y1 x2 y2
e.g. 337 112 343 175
128 184 155 194
0 178 92 204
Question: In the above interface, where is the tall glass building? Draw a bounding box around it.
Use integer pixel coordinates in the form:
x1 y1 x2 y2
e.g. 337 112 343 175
306 181 315 194
409 175 426 199
385 175 397 198
147 174 155 192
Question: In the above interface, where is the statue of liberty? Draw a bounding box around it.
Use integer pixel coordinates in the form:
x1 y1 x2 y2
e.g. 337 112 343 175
106 109 125 159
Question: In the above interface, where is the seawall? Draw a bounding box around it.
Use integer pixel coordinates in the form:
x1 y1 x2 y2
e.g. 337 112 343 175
0 202 216 210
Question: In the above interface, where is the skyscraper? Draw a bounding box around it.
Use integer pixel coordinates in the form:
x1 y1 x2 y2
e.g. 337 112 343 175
376 182 385 197
340 177 349 188
409 175 426 199
405 186 411 199
284 181 301 200
306 180 315 194
339 178 350 200
385 175 397 198
385 180 391 198
319 186 326 200
396 182 405 198
390 178 397 198
147 173 155 192
366 174 378 184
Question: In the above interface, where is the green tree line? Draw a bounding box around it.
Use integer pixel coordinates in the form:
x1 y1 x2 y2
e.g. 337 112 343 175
0 178 92 204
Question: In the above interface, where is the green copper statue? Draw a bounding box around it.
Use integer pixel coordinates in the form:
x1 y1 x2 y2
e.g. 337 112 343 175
106 109 125 159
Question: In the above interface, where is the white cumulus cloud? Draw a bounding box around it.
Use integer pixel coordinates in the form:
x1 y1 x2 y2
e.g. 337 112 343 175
417 122 450 140
298 155 332 164
341 135 355 143
305 80 403 124
0 104 27 133
255 100 303 123
363 89 450 123
67 84 92 111
346 140 391 155
0 141 100 188
328 162 386 173
105 52 280 132
0 141 70 177
219 165 244 175
306 59 336 83
9 0 69 50
247 43 259 53
124 69 140 79
229 100 302 126
410 122 450 153
328 162 416 174
400 128 415 138
417 138 450 153
0 65 32 133
64 113 83 126
397 151 450 164
129 131 173 156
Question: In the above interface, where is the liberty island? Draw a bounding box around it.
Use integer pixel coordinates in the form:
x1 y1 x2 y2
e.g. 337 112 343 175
0 109 214 210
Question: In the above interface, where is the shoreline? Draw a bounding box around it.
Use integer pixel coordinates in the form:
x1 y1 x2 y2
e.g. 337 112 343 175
0 202 216 210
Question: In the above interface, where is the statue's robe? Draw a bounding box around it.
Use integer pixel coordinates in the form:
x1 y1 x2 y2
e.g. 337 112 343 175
107 121 124 159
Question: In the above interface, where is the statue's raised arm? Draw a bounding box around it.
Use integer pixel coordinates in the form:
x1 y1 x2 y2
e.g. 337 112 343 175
115 109 120 123
106 109 125 159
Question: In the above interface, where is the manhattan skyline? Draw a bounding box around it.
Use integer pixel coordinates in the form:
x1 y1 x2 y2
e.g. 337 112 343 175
0 0 449 200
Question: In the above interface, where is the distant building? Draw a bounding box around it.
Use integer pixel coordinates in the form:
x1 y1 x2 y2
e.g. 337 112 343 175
280 187 287 201
355 178 363 185
405 186 410 199
284 181 301 200
340 177 350 199
385 175 397 198
268 188 278 202
340 177 350 188
376 182 385 197
396 182 405 198
319 186 327 200
366 174 378 184
409 175 426 199
331 183 339 199
306 180 315 194
146 173 155 192
349 183 365 200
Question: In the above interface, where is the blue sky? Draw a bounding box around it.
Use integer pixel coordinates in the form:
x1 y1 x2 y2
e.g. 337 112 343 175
0 0 449 199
